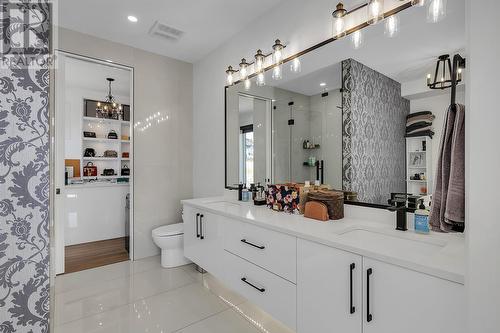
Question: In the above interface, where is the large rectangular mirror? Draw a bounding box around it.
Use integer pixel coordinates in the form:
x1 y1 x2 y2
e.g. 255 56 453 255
225 0 465 207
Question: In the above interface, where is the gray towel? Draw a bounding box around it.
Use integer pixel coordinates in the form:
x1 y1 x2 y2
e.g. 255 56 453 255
429 104 465 232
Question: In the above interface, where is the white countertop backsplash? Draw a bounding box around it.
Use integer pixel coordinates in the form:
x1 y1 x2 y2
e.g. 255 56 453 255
183 196 465 284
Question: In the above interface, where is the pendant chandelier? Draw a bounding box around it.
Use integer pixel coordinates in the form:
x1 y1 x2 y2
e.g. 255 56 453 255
426 54 462 90
96 78 123 119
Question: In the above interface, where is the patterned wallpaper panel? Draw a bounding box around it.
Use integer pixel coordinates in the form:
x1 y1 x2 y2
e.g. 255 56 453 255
342 59 409 205
0 1 50 332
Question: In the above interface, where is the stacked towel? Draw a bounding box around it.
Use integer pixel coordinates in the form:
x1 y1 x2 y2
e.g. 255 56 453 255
405 111 435 138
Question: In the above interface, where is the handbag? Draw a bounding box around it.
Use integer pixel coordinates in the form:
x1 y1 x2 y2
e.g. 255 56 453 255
122 152 129 158
103 150 118 158
107 130 118 139
102 168 115 176
83 131 96 138
121 164 130 176
84 148 96 157
83 162 97 177
304 201 329 221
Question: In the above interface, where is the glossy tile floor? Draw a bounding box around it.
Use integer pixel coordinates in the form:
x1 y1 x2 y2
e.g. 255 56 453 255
54 256 294 333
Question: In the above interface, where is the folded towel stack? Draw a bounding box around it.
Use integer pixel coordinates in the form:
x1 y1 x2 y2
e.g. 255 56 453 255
405 111 435 138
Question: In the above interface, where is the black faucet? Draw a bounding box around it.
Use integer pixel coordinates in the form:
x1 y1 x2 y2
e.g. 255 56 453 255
388 199 408 231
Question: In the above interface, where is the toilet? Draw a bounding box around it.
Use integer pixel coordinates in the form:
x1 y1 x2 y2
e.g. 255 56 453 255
152 223 191 268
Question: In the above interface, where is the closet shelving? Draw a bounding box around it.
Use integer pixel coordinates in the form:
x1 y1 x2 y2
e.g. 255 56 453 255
78 112 132 186
406 136 432 196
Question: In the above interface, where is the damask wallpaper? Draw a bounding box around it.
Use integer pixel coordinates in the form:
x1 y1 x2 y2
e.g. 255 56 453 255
342 59 409 205
0 1 51 332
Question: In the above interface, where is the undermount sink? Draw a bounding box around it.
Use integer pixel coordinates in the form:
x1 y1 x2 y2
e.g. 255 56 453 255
336 228 446 256
202 200 241 208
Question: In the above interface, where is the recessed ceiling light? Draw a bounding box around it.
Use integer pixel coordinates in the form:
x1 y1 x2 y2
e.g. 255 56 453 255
128 15 138 23
320 82 326 87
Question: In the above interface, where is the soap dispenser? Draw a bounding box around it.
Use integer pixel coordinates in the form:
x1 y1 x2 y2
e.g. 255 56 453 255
414 199 430 233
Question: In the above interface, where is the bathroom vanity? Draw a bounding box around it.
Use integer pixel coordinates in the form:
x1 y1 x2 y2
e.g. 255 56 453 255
182 198 465 333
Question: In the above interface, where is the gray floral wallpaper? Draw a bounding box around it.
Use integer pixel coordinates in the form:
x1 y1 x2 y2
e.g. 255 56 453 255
0 1 50 332
342 59 409 205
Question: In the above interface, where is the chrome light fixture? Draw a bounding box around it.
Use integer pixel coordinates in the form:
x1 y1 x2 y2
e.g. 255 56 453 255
272 39 284 64
427 0 446 23
352 30 363 49
272 65 282 80
426 54 460 90
239 58 249 80
367 0 384 25
384 15 399 37
254 49 265 73
290 57 301 73
226 66 236 85
332 2 347 38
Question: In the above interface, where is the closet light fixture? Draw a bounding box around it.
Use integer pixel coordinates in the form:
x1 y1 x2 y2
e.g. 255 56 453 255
352 30 363 49
226 66 236 85
239 58 249 80
272 39 284 64
427 0 446 23
290 58 301 73
332 2 347 38
427 54 460 90
254 49 265 73
384 15 399 37
95 78 122 119
367 0 384 25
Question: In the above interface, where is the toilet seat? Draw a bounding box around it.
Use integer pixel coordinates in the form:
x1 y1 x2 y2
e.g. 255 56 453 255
152 223 183 237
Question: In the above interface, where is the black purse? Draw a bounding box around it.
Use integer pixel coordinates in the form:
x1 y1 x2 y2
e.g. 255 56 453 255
121 164 130 176
107 130 118 139
102 168 115 176
84 148 96 157
83 131 96 138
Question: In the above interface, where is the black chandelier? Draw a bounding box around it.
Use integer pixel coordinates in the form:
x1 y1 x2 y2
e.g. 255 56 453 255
427 54 462 90
96 78 123 119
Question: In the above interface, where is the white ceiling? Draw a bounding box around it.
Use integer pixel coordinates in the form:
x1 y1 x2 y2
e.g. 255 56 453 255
65 57 131 97
262 0 465 96
57 0 283 63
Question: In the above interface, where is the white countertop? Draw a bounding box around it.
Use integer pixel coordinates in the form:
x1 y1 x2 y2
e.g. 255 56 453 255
182 197 465 284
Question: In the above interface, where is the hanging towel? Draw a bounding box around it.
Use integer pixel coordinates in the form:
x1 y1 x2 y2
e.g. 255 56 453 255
429 104 465 232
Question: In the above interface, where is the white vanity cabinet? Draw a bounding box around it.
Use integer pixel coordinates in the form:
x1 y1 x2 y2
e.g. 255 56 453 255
362 258 465 333
182 205 224 276
297 239 362 333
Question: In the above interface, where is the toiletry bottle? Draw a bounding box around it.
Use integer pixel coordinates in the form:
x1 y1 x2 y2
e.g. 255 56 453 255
237 184 243 201
414 199 430 233
242 186 250 202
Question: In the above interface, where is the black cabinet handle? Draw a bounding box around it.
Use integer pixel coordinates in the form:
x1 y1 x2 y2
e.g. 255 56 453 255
367 268 373 322
240 239 265 250
241 277 265 292
196 213 200 238
350 263 355 314
200 214 204 240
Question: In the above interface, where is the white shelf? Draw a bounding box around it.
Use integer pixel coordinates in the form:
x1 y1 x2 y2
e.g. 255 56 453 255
83 116 130 126
82 157 119 161
83 137 120 143
82 175 130 180
407 179 427 183
121 140 131 143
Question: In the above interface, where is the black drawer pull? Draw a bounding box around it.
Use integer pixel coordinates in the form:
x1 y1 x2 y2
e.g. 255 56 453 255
241 277 265 293
196 213 200 238
200 214 204 240
350 263 355 314
367 268 373 322
240 239 265 250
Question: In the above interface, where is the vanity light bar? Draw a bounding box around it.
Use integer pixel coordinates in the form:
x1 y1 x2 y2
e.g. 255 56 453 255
225 0 421 87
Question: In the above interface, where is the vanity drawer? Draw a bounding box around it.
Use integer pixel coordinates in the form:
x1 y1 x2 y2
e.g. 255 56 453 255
224 252 297 331
223 217 297 282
